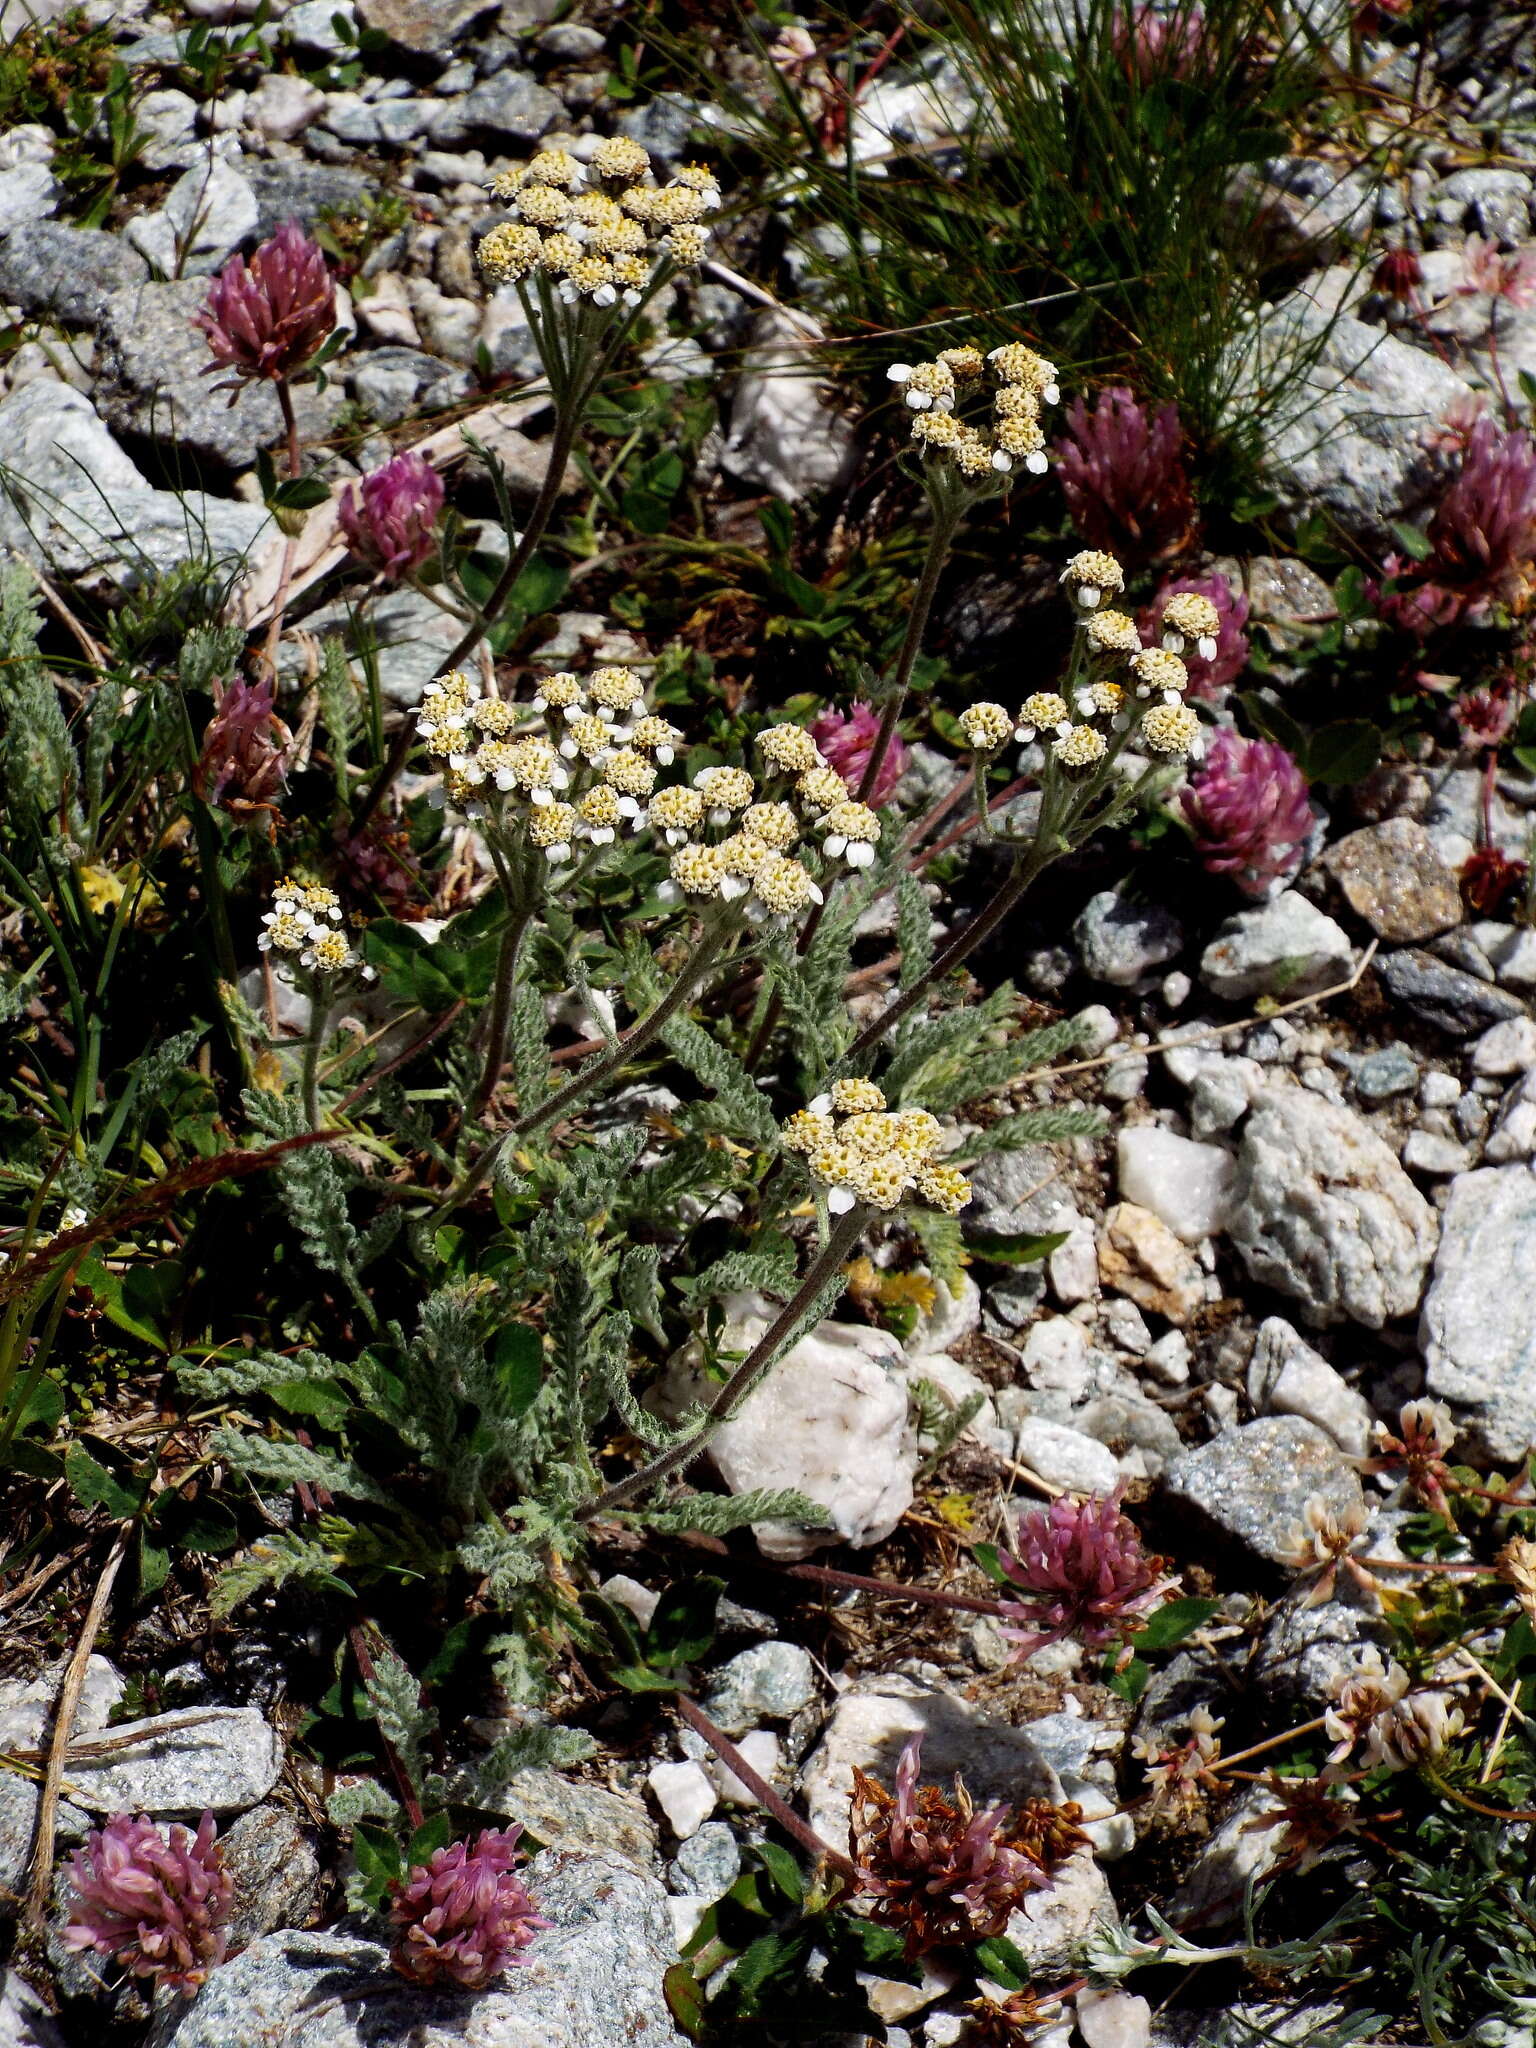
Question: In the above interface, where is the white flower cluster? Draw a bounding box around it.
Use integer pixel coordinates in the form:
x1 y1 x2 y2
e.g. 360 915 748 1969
422 671 884 927
258 879 370 977
781 1077 971 1216
477 141 717 308
887 341 1059 479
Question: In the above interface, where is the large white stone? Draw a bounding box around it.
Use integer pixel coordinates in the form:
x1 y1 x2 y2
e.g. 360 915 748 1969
125 155 259 276
1421 1165 1536 1462
1200 891 1354 1003
1012 1417 1120 1495
646 1761 716 1840
1228 1085 1438 1327
1116 1126 1235 1243
720 307 855 504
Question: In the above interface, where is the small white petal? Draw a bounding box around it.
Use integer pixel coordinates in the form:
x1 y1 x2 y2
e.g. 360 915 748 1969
991 450 1012 472
887 363 914 383
827 1186 857 1214
1026 451 1049 473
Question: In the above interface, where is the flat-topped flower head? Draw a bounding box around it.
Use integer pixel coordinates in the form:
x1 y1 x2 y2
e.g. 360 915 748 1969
1077 679 1125 719
717 831 773 898
576 784 637 844
673 161 722 207
797 765 855 816
1159 590 1220 660
646 784 705 845
743 801 799 849
1140 703 1203 758
994 413 1048 474
820 800 881 869
630 714 682 764
514 182 575 229
417 670 477 753
694 764 756 816
303 926 366 975
603 747 657 798
938 344 986 379
661 841 728 901
531 671 586 718
1016 692 1071 743
1085 608 1142 658
987 343 1060 404
909 409 965 451
959 702 1013 753
505 736 567 802
560 712 617 765
886 359 956 412
1053 724 1108 768
590 136 652 183
664 224 707 267
1060 549 1124 609
528 802 576 864
469 697 517 739
588 665 644 720
747 851 824 923
785 1091 969 1216
993 383 1043 421
1129 647 1190 702
477 221 544 286
757 724 823 776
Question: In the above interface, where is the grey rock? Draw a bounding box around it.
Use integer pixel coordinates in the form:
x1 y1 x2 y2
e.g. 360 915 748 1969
0 222 150 327
95 278 345 471
351 345 471 426
1253 154 1376 256
0 1773 90 1906
1324 817 1463 941
1255 1590 1384 1707
0 1655 124 1752
148 1848 684 2048
1421 1166 1536 1461
1075 1391 1185 1477
219 1806 322 1950
125 156 259 276
962 1145 1080 1237
701 1642 816 1735
1200 890 1353 1003
0 381 271 585
1402 1128 1474 1176
482 1770 658 1874
1116 1125 1235 1242
65 1707 281 1817
1252 294 1479 544
615 94 706 168
667 1821 740 1903
0 161 57 235
278 586 463 709
1074 890 1183 987
1351 1044 1419 1101
720 307 856 504
1005 1843 1117 1976
1228 1085 1438 1327
432 70 564 148
1423 763 1536 868
1435 166 1534 242
1486 1070 1536 1163
1012 1416 1120 1493
1243 554 1335 655
1162 1417 1365 1566
0 1971 68 2048
1246 1316 1374 1455
1473 1014 1536 1076
132 87 201 172
540 21 607 58
1376 947 1526 1035
282 0 358 53
356 0 497 55
244 160 375 237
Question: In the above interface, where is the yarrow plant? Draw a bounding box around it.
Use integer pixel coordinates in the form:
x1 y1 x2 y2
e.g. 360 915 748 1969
1142 570 1251 698
64 1812 233 1995
1180 726 1313 896
998 1488 1176 1665
387 1827 547 1990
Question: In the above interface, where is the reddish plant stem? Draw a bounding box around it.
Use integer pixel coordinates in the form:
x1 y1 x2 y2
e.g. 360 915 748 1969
780 1560 1005 1619
676 1695 854 1881
348 1626 426 1832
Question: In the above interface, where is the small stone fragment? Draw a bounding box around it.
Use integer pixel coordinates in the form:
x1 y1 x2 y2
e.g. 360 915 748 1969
1324 818 1462 941
1200 891 1354 1003
1162 1417 1366 1566
1115 1127 1235 1243
646 1761 717 1841
1246 1317 1375 1456
1074 891 1184 988
1098 1203 1206 1324
1375 948 1526 1036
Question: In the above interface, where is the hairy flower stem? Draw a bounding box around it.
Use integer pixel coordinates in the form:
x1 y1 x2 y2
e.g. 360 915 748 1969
578 1204 869 1519
468 844 540 1124
301 979 329 1131
442 918 734 1213
262 375 305 676
858 492 965 808
676 1695 854 1880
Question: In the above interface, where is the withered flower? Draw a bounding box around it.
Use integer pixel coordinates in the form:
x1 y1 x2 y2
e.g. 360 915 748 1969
848 1733 1075 1959
194 676 292 823
1357 1400 1457 1520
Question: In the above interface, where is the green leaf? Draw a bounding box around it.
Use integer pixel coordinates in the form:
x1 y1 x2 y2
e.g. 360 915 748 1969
752 1841 804 1904
663 1962 708 2042
975 1934 1032 1990
407 1813 453 1864
1103 1655 1150 1702
1388 518 1433 562
268 475 332 512
1136 1595 1222 1651
151 1492 239 1554
644 1577 722 1670
268 1377 353 1425
6 1371 62 1439
352 1819 403 1903
360 920 464 1007
1332 565 1367 620
492 1323 544 1417
76 1254 169 1351
138 1526 171 1598
65 1440 148 1520
1238 690 1309 759
966 1229 1067 1266
720 1927 812 2015
1303 720 1381 787
972 1541 1007 1584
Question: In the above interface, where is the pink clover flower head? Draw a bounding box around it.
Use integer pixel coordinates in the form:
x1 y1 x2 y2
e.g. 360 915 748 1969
1055 385 1197 565
63 1811 232 1995
1378 418 1536 636
388 1825 548 1990
339 451 445 581
1180 725 1313 897
1142 570 1250 699
194 675 292 813
1111 2 1208 83
810 701 908 805
998 1487 1175 1664
195 218 337 390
